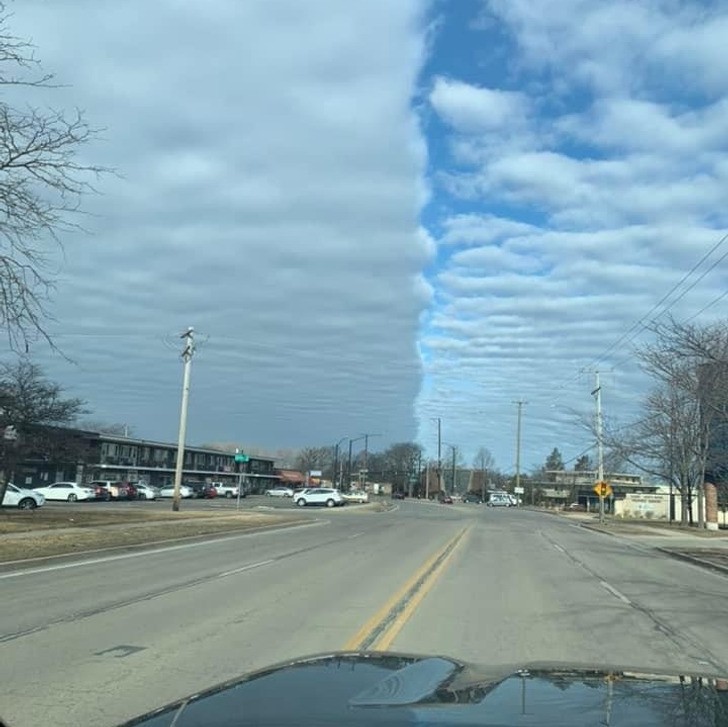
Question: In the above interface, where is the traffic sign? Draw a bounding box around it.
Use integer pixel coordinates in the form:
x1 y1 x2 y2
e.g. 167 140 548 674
235 453 249 463
593 481 613 498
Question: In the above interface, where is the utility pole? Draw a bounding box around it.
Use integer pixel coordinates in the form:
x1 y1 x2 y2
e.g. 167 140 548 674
346 435 367 490
172 327 195 512
431 417 442 493
451 445 457 495
593 371 605 524
357 433 379 487
333 436 347 489
514 400 526 502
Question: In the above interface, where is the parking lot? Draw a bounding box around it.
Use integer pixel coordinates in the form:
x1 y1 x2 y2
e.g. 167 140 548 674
40 493 368 513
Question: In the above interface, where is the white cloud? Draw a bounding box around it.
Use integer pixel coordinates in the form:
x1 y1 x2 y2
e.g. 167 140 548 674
429 76 529 132
419 2 728 466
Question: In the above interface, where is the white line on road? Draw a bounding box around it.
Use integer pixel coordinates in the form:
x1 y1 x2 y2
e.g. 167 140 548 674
218 559 274 577
552 543 566 553
600 580 632 605
0 521 323 580
348 532 364 540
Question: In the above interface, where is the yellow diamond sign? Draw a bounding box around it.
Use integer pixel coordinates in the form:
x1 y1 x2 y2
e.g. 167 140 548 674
593 481 613 498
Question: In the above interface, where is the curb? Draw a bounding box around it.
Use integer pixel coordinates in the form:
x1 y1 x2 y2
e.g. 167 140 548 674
656 547 728 577
0 517 313 570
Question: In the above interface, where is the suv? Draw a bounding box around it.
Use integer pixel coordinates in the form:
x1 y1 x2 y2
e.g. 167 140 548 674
462 492 483 504
293 488 343 508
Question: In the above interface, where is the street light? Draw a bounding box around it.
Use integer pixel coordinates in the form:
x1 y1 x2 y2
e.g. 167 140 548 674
332 436 348 488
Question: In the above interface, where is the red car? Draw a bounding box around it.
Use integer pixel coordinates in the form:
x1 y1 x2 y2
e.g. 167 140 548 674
437 493 453 504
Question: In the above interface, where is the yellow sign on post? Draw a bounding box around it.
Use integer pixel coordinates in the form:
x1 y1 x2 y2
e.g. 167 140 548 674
593 481 613 498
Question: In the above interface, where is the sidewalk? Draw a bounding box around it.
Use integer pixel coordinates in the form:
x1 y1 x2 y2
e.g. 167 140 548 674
560 512 728 575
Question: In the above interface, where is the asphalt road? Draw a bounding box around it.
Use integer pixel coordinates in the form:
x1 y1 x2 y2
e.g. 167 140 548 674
2 502 728 726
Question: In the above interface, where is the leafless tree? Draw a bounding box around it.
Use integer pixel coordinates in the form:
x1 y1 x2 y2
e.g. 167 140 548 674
295 446 331 478
0 359 86 504
78 421 134 437
0 3 108 350
472 446 495 497
607 317 728 525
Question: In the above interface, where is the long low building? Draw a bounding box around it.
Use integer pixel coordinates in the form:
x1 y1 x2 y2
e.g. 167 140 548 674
14 428 280 493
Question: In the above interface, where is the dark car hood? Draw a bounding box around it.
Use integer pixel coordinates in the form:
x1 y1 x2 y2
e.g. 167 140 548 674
122 652 728 726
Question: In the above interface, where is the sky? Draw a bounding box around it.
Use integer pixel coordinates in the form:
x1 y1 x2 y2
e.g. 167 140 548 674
6 0 728 472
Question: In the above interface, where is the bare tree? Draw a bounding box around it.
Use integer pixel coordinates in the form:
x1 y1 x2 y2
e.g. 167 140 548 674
473 446 495 498
382 442 423 491
295 446 331 479
608 317 728 525
0 359 86 503
0 3 108 349
78 421 134 437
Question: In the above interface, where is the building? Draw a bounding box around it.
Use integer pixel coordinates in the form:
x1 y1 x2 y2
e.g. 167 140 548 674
536 470 657 511
15 429 280 493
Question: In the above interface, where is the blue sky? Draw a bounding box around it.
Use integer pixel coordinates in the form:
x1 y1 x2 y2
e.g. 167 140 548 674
8 1 728 471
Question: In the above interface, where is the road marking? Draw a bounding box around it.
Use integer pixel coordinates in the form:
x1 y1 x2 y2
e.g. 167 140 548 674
343 526 470 651
0 520 322 580
218 559 274 577
348 532 364 540
600 580 632 605
552 543 565 553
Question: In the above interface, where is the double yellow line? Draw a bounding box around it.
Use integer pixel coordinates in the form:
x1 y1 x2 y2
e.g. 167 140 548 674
343 526 470 651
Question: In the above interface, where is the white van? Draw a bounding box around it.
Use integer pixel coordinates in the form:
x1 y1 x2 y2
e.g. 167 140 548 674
487 492 513 507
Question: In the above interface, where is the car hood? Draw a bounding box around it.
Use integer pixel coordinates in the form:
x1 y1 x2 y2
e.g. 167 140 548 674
121 652 728 726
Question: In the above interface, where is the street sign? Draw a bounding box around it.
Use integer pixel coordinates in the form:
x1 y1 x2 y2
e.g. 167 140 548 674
514 486 525 494
234 453 249 463
593 481 613 498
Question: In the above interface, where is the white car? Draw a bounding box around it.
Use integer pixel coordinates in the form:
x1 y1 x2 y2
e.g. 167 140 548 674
293 487 344 508
265 486 294 498
341 490 369 503
2 483 45 510
135 483 159 500
159 485 193 499
34 481 95 502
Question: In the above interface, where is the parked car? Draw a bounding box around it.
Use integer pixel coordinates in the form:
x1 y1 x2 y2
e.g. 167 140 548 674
187 483 218 499
2 483 45 510
342 490 369 503
34 481 95 502
391 491 406 500
88 480 136 500
462 492 483 504
437 492 453 504
88 482 112 501
159 485 194 499
265 486 294 497
135 483 159 500
213 483 242 498
293 487 344 508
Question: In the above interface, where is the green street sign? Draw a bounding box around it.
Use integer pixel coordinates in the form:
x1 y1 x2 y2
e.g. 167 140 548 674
235 453 249 463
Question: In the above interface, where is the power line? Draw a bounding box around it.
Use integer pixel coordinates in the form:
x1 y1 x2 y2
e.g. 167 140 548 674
537 230 728 406
683 288 728 323
589 232 728 369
